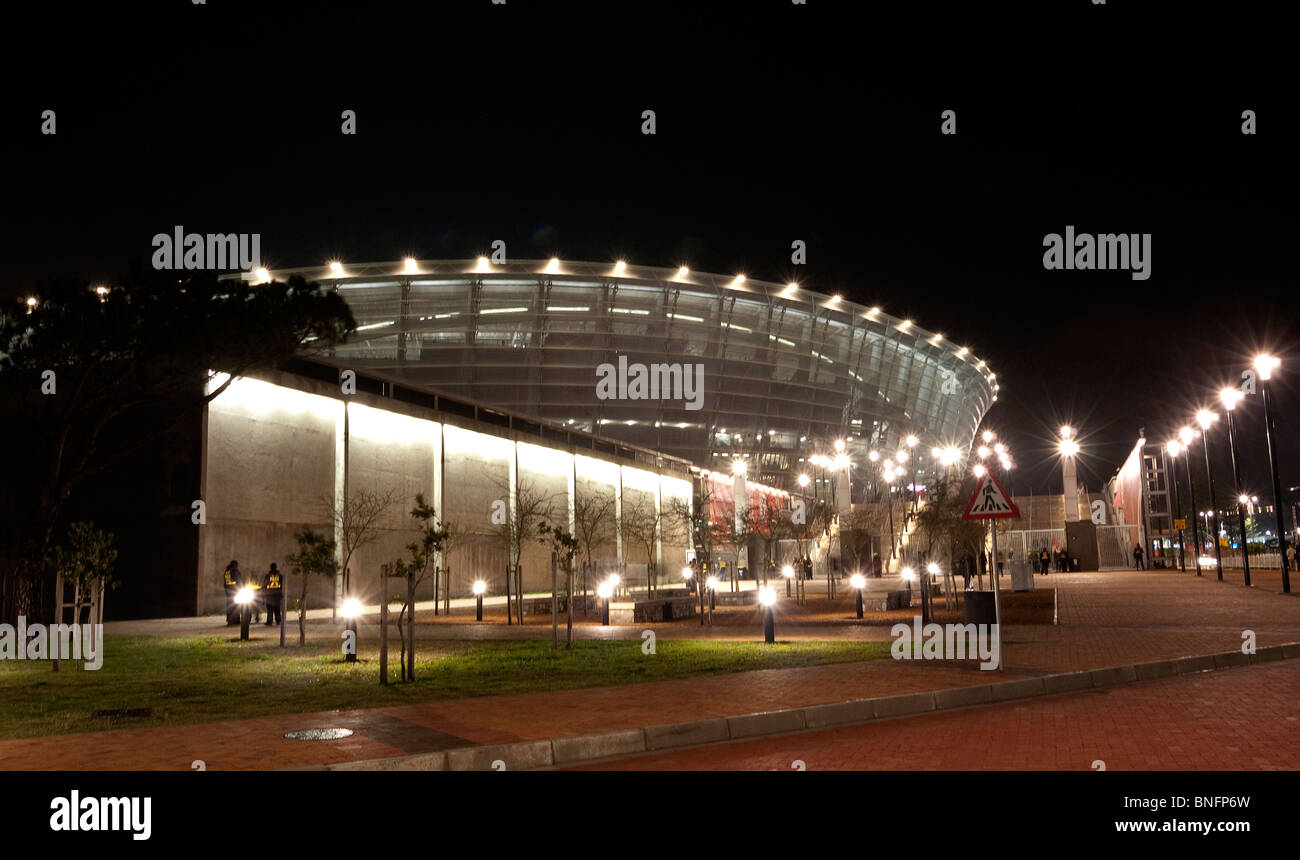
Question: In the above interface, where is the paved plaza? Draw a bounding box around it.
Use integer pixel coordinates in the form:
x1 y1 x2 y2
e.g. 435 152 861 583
1 569 1296 770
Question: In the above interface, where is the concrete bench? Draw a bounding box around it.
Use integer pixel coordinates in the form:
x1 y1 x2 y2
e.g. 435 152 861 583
609 596 698 624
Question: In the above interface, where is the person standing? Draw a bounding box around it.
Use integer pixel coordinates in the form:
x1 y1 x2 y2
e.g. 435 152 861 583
1133 543 1145 570
1039 547 1050 576
223 560 241 625
262 563 283 626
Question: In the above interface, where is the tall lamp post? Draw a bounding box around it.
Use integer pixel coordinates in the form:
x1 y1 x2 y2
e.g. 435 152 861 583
904 434 919 516
1255 355 1291 593
881 463 898 569
1165 441 1187 572
1197 409 1225 579
1219 388 1252 587
1059 426 1080 523
1178 427 1203 576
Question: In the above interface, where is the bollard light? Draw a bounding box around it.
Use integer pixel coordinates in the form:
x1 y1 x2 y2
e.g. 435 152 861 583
850 572 866 618
782 564 794 596
340 597 362 661
235 586 254 641
706 575 718 612
472 580 486 621
759 586 777 643
597 580 613 626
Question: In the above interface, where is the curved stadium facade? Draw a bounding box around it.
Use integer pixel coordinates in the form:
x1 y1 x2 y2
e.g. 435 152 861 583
255 259 998 497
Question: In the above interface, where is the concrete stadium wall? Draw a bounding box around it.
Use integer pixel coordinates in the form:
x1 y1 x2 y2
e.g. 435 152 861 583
199 372 693 616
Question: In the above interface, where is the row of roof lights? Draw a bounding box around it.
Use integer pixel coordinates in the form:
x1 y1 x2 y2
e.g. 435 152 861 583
285 258 993 377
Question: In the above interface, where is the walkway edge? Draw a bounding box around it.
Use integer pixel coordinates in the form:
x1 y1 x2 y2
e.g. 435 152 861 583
314 642 1299 771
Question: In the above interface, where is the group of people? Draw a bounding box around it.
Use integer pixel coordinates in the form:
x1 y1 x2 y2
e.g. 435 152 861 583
1031 546 1071 575
222 560 284 627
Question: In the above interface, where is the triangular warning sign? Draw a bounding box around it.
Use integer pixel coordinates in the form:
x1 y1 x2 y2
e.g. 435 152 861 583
962 471 1021 520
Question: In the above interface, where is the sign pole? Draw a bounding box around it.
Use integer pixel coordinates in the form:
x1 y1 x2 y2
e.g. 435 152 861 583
963 469 1018 673
990 516 1002 671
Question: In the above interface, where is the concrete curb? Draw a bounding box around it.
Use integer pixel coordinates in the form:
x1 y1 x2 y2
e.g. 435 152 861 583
318 641 1300 771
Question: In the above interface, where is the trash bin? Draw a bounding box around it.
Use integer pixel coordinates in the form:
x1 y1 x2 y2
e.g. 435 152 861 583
963 590 997 626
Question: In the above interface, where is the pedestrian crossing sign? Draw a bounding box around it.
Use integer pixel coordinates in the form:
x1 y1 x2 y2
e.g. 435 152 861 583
962 471 1021 520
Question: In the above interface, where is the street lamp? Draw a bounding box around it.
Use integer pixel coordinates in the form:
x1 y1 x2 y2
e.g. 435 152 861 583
782 564 795 597
1254 354 1290 592
235 586 255 641
1178 426 1203 576
881 466 898 566
850 572 866 618
706 575 718 613
1165 441 1187 572
340 596 363 661
1196 409 1225 579
472 579 486 621
1219 387 1252 586
759 586 777 643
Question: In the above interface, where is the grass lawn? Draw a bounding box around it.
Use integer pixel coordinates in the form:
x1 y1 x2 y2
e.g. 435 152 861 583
0 635 892 739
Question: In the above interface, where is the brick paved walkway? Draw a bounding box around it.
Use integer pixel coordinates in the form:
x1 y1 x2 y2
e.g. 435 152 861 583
1 570 1297 770
573 657 1300 770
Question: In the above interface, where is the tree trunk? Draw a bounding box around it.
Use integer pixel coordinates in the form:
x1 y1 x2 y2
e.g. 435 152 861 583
298 578 308 645
566 565 573 647
505 562 512 625
407 572 416 681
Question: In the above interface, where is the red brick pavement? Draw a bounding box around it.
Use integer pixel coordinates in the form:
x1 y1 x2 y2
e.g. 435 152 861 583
573 657 1300 770
1 570 1297 770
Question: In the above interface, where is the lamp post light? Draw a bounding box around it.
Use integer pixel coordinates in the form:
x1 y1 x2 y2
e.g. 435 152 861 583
905 435 919 515
1165 441 1187 572
1196 409 1225 579
782 564 795 597
850 572 866 618
472 579 486 621
882 466 898 567
1219 388 1252 587
608 572 621 600
597 580 613 626
1255 354 1290 593
235 586 255 641
340 596 363 661
759 586 777 643
706 575 718 615
1178 426 1203 576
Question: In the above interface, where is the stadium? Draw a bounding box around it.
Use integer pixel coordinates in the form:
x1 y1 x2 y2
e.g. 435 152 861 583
241 258 999 501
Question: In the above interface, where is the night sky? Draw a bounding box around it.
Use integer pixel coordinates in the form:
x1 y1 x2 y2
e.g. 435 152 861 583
3 2 1297 501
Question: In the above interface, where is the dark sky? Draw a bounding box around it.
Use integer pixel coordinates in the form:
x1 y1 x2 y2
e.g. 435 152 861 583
3 1 1297 503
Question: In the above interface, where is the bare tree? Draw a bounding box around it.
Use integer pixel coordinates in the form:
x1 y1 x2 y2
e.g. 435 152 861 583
321 487 401 614
389 493 450 681
572 489 615 615
621 493 661 598
490 474 557 625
